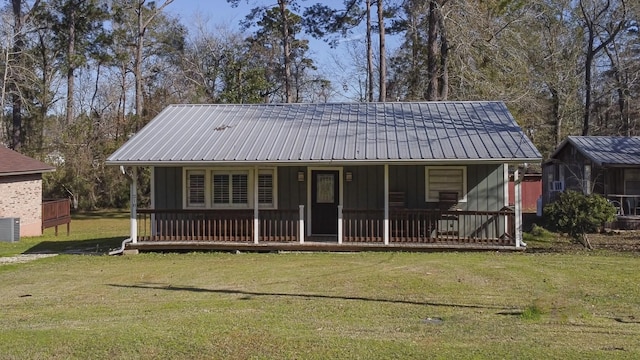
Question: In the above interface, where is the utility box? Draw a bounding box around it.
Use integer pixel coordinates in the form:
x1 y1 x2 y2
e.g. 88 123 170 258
0 218 20 242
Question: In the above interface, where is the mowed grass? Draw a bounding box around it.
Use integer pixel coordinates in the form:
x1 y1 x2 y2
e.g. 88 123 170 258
1 213 639 359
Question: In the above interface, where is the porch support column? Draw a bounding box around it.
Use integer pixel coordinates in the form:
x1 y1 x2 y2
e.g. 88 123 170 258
384 164 389 245
299 205 305 244
514 167 523 247
337 205 343 244
253 166 259 244
130 166 138 244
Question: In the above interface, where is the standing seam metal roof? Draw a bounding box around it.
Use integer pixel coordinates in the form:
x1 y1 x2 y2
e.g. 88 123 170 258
106 102 541 165
553 136 640 166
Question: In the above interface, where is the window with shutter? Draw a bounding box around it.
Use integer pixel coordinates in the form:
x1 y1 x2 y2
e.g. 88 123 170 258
425 166 467 202
258 171 274 207
184 168 276 209
213 174 230 204
187 171 206 207
232 174 248 204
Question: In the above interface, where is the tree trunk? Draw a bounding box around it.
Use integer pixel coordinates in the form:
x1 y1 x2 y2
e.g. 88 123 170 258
426 1 438 101
10 0 23 150
437 4 448 100
135 2 144 131
66 4 76 125
366 0 373 102
579 0 627 136
550 87 562 145
582 38 593 136
377 0 386 102
580 233 593 250
133 0 174 130
279 0 293 103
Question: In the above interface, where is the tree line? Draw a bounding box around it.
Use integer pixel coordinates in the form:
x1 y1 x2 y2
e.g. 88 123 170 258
1 0 638 209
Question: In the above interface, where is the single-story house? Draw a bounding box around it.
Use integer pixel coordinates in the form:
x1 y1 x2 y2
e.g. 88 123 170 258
107 102 541 252
542 136 640 228
0 146 56 237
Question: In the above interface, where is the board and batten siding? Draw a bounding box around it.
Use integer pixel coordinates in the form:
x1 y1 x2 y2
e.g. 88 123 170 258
276 167 308 210
154 167 182 209
344 165 384 209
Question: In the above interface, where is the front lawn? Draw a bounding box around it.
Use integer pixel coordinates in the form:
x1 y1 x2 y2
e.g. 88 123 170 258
0 213 639 359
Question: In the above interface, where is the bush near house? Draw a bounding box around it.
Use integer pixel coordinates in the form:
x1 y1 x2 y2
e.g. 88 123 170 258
544 190 617 248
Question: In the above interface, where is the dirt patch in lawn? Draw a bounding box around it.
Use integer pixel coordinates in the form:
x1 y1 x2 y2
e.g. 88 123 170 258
0 254 58 265
527 230 640 253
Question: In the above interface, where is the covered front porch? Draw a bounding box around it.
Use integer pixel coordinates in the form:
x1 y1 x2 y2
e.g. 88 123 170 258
120 163 527 252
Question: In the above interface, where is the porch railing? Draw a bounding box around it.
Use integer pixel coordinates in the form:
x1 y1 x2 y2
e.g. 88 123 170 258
135 207 515 246
343 208 515 245
42 199 71 235
137 209 300 242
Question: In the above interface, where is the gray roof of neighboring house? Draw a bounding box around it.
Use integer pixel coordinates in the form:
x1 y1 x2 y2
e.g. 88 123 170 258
551 136 640 167
106 102 541 166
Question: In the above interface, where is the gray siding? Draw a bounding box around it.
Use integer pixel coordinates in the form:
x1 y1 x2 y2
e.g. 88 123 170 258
465 164 505 212
344 165 384 209
154 167 182 209
388 165 427 209
152 164 506 213
277 167 307 209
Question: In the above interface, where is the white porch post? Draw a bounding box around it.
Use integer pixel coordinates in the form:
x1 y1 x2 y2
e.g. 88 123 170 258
130 166 138 244
384 164 389 245
299 205 305 244
514 168 523 247
253 166 259 244
337 205 343 244
504 164 509 237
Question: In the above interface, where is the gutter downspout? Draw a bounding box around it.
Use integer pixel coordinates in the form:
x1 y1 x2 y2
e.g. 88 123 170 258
110 166 137 255
109 238 133 256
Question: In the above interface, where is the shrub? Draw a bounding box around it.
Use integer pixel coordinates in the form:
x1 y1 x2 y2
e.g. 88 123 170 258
544 191 616 249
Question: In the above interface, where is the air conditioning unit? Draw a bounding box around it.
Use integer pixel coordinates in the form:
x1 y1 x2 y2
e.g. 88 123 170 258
0 218 20 242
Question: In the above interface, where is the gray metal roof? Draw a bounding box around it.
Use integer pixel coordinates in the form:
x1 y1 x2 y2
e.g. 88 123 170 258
107 102 541 165
553 136 640 166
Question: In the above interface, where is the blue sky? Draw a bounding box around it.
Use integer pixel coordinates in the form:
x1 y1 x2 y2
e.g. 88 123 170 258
165 1 399 101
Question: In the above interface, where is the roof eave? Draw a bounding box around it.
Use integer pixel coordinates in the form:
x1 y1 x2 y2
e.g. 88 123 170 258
0 168 56 177
106 158 542 167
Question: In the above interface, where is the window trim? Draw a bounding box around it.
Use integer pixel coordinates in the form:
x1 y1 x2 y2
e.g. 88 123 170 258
186 169 207 208
182 167 277 210
257 168 278 209
212 170 251 208
425 166 467 202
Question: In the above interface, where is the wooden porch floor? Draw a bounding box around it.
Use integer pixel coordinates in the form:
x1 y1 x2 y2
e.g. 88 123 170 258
126 240 524 253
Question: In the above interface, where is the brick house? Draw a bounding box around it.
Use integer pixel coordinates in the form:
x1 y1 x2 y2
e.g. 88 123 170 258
0 147 55 237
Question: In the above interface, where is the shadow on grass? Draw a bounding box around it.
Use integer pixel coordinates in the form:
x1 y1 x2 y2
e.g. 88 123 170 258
108 283 515 311
23 237 126 255
72 211 129 220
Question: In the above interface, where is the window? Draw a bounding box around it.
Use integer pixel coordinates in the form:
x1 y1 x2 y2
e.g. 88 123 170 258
187 170 206 207
213 171 249 207
625 169 640 195
184 168 276 209
258 170 274 207
425 166 466 202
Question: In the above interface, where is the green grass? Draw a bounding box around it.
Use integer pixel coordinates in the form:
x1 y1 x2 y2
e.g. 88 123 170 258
0 210 129 257
1 214 639 359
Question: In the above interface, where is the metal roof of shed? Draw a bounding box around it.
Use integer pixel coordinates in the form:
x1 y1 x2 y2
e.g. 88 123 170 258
551 136 640 167
106 102 541 166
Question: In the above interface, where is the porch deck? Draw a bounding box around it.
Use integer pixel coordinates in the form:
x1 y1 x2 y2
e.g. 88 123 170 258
127 207 518 252
126 240 524 252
